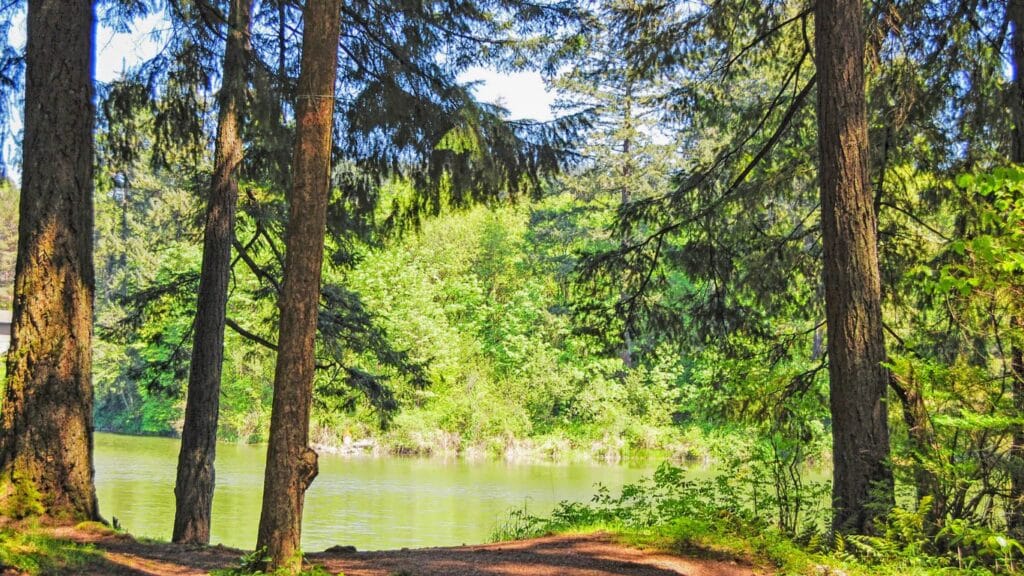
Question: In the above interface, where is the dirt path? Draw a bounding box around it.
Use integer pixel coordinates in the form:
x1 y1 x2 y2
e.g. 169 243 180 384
311 533 767 576
45 528 769 576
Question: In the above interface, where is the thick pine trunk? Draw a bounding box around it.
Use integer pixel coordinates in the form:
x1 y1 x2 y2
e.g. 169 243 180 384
1007 0 1024 540
816 0 894 534
256 0 341 571
172 0 252 545
0 0 98 522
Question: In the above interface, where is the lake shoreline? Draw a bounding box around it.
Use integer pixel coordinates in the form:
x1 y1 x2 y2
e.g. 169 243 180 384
92 426 721 467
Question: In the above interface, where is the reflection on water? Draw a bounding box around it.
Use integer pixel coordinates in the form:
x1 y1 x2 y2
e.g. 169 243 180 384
94 432 661 551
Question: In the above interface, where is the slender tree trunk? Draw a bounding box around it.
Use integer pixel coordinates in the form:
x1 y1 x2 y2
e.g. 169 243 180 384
1006 0 1024 540
172 0 252 545
816 0 894 534
1011 0 1024 164
889 376 944 527
618 85 635 369
256 0 341 570
0 0 98 522
278 0 288 84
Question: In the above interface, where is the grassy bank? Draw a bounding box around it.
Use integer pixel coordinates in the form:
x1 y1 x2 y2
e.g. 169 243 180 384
0 523 106 575
489 463 1018 576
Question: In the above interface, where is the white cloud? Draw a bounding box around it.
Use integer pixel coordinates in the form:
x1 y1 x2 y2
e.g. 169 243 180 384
95 13 166 83
459 67 554 122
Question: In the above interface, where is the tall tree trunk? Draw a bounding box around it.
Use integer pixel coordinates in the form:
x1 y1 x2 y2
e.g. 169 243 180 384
618 85 635 369
172 0 252 545
1006 0 1024 539
816 0 894 534
256 0 341 571
0 0 98 522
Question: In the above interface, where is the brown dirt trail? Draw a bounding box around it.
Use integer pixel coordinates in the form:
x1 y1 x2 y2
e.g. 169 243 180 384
15 527 769 575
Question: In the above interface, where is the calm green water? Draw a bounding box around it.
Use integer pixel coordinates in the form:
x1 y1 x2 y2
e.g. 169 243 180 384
94 432 661 551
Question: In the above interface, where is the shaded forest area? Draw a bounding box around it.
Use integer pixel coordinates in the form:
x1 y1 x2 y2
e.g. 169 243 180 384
2 0 1024 574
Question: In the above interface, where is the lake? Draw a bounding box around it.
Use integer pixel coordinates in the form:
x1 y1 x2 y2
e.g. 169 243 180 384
94 432 663 551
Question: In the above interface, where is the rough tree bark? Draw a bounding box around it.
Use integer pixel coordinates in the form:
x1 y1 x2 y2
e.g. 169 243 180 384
255 0 342 571
172 0 253 545
0 0 98 522
1006 0 1024 539
816 0 894 534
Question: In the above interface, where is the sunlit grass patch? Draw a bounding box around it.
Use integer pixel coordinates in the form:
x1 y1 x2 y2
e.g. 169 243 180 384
73 520 117 536
0 527 102 575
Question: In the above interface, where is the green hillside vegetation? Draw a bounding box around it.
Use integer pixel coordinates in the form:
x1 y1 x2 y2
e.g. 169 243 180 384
73 170 695 459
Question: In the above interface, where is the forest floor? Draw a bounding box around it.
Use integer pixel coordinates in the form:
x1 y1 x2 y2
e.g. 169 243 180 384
2 525 771 576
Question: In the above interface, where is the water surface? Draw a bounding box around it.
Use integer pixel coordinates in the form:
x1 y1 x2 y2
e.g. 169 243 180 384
94 432 660 551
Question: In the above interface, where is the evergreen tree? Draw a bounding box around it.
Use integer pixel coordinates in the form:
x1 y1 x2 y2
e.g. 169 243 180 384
256 0 342 570
552 0 685 368
0 0 98 522
816 0 894 533
1004 0 1024 538
173 0 253 545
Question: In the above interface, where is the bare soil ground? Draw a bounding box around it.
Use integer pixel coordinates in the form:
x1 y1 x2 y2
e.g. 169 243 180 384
310 533 769 576
10 527 772 575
